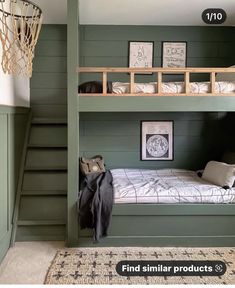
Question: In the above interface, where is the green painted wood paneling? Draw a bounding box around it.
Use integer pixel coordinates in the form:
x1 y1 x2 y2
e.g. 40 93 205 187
31 105 67 119
79 216 235 237
31 73 67 89
77 203 235 247
33 57 67 73
67 0 79 247
35 41 67 57
19 196 66 221
30 89 67 105
80 112 223 170
16 225 66 242
25 149 67 169
0 115 8 260
77 236 235 247
79 25 235 84
82 26 234 42
0 107 28 263
22 172 67 191
29 125 67 147
31 24 67 108
78 96 235 112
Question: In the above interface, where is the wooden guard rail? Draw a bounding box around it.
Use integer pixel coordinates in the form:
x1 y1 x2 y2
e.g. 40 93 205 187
78 67 235 96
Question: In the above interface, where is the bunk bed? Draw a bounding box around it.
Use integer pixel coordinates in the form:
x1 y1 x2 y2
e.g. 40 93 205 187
75 66 235 247
67 0 235 247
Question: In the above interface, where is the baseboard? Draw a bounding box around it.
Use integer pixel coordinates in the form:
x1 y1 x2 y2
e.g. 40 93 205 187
75 236 235 247
0 232 11 264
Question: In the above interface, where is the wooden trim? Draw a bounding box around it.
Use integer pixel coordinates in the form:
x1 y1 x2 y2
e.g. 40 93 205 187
78 67 235 97
157 72 162 94
10 111 32 246
130 72 135 94
210 72 216 94
79 93 235 97
78 67 235 73
102 72 107 95
185 72 190 94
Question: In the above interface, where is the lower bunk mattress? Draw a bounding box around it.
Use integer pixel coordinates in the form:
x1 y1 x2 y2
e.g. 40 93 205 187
111 169 235 204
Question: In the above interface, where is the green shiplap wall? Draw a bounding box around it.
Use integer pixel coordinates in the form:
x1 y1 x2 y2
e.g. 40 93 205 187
78 25 235 169
31 25 235 108
80 112 225 170
0 107 28 263
31 25 67 118
79 25 235 83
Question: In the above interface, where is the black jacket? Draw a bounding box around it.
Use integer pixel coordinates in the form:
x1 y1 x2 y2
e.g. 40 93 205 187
78 171 114 242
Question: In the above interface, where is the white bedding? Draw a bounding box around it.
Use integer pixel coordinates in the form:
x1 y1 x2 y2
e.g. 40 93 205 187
111 169 235 204
112 81 235 94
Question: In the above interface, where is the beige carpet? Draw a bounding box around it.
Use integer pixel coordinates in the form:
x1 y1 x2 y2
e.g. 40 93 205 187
0 242 65 284
45 247 235 285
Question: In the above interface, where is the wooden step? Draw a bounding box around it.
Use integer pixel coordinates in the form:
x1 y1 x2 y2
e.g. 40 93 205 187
21 190 67 196
24 167 67 171
32 118 67 125
17 220 66 226
28 144 67 148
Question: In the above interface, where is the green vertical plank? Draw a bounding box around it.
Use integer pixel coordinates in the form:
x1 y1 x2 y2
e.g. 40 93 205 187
0 114 8 262
67 0 79 246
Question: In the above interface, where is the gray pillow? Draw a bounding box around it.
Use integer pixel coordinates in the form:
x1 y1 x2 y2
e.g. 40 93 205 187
202 161 235 188
221 153 235 187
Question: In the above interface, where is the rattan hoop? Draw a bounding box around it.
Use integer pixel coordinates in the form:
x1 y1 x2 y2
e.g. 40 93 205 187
0 0 42 77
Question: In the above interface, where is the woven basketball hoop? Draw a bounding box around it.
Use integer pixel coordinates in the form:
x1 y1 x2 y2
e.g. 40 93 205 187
0 0 42 77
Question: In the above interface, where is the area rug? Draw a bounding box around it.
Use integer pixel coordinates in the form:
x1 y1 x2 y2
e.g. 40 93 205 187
45 247 235 285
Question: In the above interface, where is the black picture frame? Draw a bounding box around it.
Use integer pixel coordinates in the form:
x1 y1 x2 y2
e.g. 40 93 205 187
140 120 174 161
161 41 187 68
128 41 154 75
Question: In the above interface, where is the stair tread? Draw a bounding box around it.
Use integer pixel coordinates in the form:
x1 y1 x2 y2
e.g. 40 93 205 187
17 220 66 226
24 166 67 171
28 144 67 148
21 190 67 196
32 118 67 124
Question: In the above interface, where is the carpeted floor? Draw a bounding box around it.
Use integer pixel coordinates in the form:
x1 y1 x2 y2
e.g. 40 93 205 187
0 242 65 284
45 247 235 285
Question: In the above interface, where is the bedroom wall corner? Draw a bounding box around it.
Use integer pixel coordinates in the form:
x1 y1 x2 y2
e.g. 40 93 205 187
0 45 30 107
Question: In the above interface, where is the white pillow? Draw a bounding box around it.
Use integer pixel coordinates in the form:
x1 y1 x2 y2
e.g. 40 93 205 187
202 161 235 188
216 65 235 82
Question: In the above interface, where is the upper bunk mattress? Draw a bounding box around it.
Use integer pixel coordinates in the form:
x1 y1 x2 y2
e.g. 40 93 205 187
112 81 235 94
110 169 235 204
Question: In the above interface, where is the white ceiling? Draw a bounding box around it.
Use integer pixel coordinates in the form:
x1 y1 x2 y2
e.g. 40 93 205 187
33 0 235 26
33 0 67 24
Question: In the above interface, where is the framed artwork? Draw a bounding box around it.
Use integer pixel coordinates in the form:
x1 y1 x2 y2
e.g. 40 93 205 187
141 121 174 161
128 41 154 73
162 41 187 68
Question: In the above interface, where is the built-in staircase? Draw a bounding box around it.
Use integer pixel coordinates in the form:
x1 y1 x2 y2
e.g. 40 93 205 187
11 113 67 243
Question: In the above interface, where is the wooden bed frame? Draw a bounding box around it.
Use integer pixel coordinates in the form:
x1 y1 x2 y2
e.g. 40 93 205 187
78 67 235 97
77 203 235 247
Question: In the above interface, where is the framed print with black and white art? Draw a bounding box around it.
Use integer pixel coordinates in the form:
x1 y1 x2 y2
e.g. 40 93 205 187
141 121 174 161
162 41 187 68
128 41 154 73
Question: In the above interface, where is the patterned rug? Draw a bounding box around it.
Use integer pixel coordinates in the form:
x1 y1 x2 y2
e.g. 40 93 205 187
45 247 235 285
